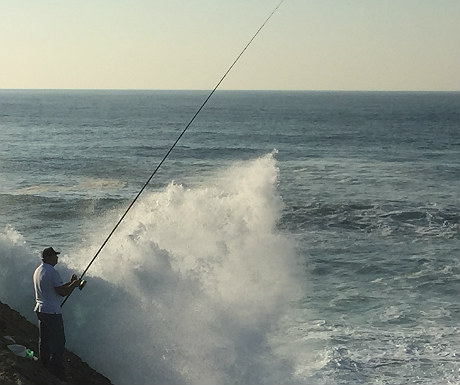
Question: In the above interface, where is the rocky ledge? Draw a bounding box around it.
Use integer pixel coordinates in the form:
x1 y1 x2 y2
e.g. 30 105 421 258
0 301 114 385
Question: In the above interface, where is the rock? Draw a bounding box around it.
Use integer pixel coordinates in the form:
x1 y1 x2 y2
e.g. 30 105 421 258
0 301 114 385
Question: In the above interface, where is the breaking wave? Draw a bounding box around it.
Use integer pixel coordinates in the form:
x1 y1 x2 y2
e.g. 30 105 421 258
0 153 305 385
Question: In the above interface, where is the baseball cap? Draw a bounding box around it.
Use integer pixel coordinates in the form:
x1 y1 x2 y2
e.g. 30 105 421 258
42 247 61 260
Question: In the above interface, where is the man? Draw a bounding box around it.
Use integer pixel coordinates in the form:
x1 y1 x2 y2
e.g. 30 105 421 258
33 246 81 377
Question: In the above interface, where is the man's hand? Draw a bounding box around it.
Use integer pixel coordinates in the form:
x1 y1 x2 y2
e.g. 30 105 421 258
56 274 82 297
70 274 82 288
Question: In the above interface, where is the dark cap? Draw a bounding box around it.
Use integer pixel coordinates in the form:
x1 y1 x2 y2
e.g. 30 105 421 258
42 247 60 260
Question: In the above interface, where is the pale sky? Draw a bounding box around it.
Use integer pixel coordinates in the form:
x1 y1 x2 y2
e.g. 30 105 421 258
1 0 459 91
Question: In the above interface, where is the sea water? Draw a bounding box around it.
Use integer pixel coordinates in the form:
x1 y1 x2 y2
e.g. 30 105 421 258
0 90 459 384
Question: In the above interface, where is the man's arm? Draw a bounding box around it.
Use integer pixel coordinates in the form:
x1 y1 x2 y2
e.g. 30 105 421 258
55 274 81 297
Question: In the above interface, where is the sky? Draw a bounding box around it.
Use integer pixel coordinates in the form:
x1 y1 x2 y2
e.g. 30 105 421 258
1 0 459 91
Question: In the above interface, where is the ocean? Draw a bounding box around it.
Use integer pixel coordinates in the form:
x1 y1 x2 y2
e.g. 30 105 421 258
0 90 459 384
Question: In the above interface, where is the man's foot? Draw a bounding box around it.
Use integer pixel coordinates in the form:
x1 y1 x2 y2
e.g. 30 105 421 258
39 358 50 369
48 363 67 380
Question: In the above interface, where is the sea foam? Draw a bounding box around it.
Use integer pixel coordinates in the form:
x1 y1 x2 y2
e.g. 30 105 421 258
1 153 304 385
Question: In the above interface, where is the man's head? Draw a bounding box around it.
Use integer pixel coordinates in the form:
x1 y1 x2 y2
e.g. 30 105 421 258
41 247 60 266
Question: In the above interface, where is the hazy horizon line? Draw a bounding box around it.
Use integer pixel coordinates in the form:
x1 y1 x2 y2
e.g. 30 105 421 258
1 88 459 93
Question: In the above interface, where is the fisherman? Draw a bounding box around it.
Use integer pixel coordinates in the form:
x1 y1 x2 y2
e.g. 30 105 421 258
33 247 81 378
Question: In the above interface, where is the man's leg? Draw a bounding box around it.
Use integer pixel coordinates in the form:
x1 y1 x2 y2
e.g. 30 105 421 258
36 312 52 367
49 314 66 371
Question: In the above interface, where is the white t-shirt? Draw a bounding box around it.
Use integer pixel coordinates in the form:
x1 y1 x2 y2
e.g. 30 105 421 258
33 262 64 314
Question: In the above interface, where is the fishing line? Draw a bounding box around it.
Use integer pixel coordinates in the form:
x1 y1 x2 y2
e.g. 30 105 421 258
62 0 285 307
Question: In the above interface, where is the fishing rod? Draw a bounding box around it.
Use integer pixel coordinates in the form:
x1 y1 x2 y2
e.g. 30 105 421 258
61 0 286 307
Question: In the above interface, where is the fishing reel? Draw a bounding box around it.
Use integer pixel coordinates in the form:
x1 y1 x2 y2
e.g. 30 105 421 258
78 279 87 291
